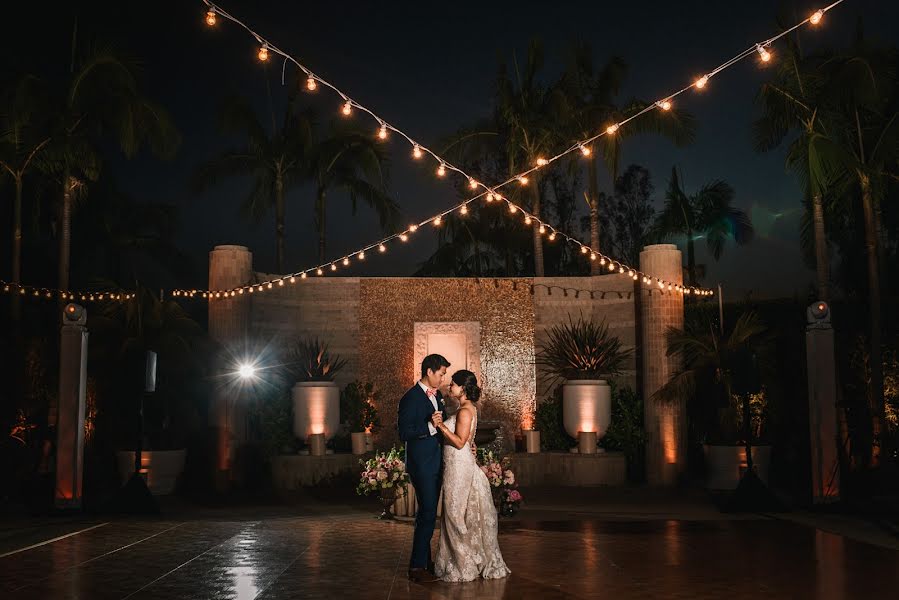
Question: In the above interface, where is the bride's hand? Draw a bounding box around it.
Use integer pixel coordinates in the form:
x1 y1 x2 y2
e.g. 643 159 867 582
431 412 443 428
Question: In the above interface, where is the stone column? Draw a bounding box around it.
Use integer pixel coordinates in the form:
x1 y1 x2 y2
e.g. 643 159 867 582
639 244 685 485
208 245 253 483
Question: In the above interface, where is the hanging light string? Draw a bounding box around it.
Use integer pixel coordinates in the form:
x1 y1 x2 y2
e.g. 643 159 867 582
180 0 846 300
0 279 135 303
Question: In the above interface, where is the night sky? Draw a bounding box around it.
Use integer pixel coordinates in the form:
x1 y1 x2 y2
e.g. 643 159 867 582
4 0 898 299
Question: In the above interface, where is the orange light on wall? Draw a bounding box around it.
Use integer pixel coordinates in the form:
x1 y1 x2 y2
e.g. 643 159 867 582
662 412 677 464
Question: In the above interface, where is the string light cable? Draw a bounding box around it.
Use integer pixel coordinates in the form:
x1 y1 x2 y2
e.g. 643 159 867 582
179 0 847 300
0 279 135 303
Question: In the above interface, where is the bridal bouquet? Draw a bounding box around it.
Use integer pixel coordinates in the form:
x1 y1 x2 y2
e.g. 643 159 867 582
356 446 409 496
476 449 522 516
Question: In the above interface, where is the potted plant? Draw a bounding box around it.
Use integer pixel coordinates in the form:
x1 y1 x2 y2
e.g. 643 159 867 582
286 338 346 445
603 384 648 483
341 381 381 455
356 447 409 519
536 315 632 451
655 310 771 490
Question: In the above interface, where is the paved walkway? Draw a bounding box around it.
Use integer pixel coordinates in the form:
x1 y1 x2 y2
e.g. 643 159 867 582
1 489 898 599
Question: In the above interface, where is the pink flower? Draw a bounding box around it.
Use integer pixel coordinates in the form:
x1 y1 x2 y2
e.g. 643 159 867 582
508 490 522 502
503 470 515 485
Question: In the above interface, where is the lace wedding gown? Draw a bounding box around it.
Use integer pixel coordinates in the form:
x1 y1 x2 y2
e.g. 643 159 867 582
434 409 511 582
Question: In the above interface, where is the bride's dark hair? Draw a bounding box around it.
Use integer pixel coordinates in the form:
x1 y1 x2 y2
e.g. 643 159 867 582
451 370 481 402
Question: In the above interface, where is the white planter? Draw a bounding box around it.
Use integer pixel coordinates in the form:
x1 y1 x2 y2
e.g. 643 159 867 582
292 382 340 441
116 449 186 496
351 432 373 455
562 380 612 441
703 444 772 491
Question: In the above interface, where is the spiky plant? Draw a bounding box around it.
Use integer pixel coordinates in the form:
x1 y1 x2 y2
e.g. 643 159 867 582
536 315 632 387
286 338 347 382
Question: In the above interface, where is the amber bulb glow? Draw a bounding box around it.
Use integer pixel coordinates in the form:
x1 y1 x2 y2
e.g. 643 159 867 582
606 124 619 134
205 8 217 26
412 145 423 159
341 101 353 116
306 76 317 91
657 99 672 111
580 145 591 156
258 44 269 62
695 75 709 89
436 164 446 177
810 9 823 25
377 123 388 140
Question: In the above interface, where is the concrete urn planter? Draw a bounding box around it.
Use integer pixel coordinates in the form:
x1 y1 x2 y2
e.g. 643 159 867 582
562 379 612 445
703 444 772 491
292 382 340 441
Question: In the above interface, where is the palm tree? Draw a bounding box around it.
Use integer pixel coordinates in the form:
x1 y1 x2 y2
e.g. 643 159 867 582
194 95 312 273
652 167 754 288
814 36 899 456
655 311 769 472
753 39 840 301
0 75 51 321
559 47 696 273
41 35 180 293
495 40 562 277
309 124 398 263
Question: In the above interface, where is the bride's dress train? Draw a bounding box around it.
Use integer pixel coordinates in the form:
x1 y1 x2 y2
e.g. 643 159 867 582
434 409 511 582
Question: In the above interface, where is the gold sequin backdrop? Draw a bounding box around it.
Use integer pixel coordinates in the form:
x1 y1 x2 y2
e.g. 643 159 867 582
359 278 536 451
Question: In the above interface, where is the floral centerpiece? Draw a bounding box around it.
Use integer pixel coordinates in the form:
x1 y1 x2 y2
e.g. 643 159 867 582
476 449 522 517
356 447 409 520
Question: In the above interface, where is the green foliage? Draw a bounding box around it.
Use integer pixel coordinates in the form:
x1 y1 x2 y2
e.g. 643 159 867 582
603 383 647 482
252 383 295 457
536 314 632 387
340 381 381 433
534 387 576 451
285 337 347 382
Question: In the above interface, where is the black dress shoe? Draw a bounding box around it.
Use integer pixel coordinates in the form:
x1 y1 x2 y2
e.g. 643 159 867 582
408 568 440 583
427 560 436 575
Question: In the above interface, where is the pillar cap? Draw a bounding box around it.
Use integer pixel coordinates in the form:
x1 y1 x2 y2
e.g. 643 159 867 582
211 245 250 253
641 243 678 252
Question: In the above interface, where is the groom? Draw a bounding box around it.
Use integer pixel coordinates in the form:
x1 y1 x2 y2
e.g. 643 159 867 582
397 354 450 583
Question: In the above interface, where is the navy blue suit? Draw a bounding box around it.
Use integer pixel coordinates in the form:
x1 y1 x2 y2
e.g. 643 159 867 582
397 383 446 569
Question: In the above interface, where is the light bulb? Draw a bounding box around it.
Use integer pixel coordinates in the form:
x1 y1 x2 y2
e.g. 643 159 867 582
437 163 446 177
249 287 255 293
695 75 709 89
412 145 423 159
524 215 532 225
619 266 625 273
205 7 217 26
317 268 324 276
343 258 350 266
658 280 664 288
409 224 418 232
331 264 337 271
590 253 596 261
580 144 591 156
258 44 269 62
486 192 495 202
608 262 615 271
810 9 823 25
289 276 296 283
518 175 529 186
536 157 548 167
306 75 317 91
600 257 606 265
632 273 638 281
468 178 478 190
278 279 284 286
581 246 588 254
460 205 468 215
606 124 619 134
548 232 556 241
657 99 672 111
301 272 308 278
257 285 263 292
756 44 771 63
377 123 388 140
508 203 517 214
400 233 408 242
342 101 353 116
379 244 386 253
538 224 546 234
434 216 442 226
668 284 672 290
358 251 365 260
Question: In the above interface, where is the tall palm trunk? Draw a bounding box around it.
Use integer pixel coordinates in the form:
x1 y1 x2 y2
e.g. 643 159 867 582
811 194 830 301
531 175 544 277
12 176 23 321
686 231 696 287
317 187 326 263
58 171 74 293
859 171 884 463
587 158 601 275
274 172 285 273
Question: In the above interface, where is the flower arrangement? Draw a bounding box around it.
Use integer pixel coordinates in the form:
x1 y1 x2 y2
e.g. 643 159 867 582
476 448 522 516
356 446 409 495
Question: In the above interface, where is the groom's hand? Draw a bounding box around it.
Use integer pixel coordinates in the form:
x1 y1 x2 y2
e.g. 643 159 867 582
431 412 443 428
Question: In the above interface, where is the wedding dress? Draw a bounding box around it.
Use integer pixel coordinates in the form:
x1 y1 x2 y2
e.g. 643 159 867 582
434 408 511 582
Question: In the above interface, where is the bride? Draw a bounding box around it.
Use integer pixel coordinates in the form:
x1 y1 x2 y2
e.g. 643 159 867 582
430 370 511 583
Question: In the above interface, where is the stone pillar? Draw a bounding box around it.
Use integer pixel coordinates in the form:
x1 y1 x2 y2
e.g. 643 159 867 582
639 244 685 485
207 245 253 483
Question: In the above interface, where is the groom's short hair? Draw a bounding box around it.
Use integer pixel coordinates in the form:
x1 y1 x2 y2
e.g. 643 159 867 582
421 354 450 377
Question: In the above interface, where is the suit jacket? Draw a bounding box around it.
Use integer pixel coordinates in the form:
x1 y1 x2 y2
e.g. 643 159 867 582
397 383 446 476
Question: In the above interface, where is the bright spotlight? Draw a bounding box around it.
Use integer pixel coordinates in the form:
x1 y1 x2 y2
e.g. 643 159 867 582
238 364 257 379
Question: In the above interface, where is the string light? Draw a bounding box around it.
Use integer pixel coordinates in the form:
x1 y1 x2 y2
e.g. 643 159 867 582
535 157 548 167
342 100 353 116
343 258 350 266
538 224 546 234
606 124 619 135
257 43 269 62
179 0 845 300
756 44 772 63
358 251 365 260
400 233 409 242
330 264 337 272
460 205 468 215
434 216 442 226
524 215 532 225
379 244 386 253
486 192 495 202
508 203 517 214
205 6 217 26
306 75 317 91
409 224 418 232
377 122 388 140
548 232 556 241
317 268 324 276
